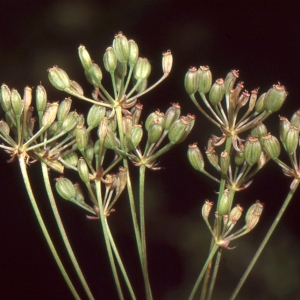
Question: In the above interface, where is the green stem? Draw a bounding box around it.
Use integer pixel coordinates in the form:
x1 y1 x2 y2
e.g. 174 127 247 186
201 170 220 184
22 125 48 149
126 73 169 103
123 65 134 94
15 115 22 146
199 93 227 126
65 88 114 107
201 136 232 299
105 218 137 300
95 180 124 300
103 155 123 176
145 142 174 164
18 156 81 300
126 78 143 99
188 243 219 300
189 94 221 128
206 248 222 300
117 62 128 101
199 240 214 300
139 164 153 300
123 159 144 274
115 102 144 297
26 129 68 151
41 162 94 300
229 179 300 300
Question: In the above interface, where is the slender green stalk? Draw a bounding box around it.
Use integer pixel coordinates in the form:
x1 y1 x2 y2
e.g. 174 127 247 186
15 115 21 145
188 243 219 300
41 162 94 300
145 142 174 163
18 156 81 300
199 93 226 126
201 170 220 184
103 155 123 176
139 164 153 300
229 179 300 300
199 241 214 300
26 129 69 151
126 73 169 103
206 248 222 300
22 125 48 149
189 94 220 128
65 89 114 107
115 102 150 298
105 218 137 300
95 180 124 300
123 159 144 272
201 136 233 299
123 65 134 94
115 102 145 297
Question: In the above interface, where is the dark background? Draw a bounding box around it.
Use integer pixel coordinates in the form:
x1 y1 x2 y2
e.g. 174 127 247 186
1 1 300 299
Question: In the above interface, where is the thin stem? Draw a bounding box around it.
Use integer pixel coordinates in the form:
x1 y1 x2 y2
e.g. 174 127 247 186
199 93 227 126
139 164 153 300
201 136 232 299
199 239 215 300
206 248 222 300
105 218 137 300
0 129 18 147
117 62 127 101
123 159 144 272
144 142 174 164
109 71 117 99
26 129 68 151
41 162 94 300
200 170 220 184
103 155 123 176
189 94 221 128
126 73 169 103
65 88 114 107
15 115 21 145
95 180 124 300
18 156 80 300
229 179 300 300
0 143 15 151
115 103 146 296
124 65 134 94
188 243 219 300
23 125 49 149
126 78 143 99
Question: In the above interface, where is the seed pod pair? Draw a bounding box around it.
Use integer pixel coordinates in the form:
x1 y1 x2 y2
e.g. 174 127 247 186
245 201 264 232
209 79 225 106
187 143 204 172
168 115 194 144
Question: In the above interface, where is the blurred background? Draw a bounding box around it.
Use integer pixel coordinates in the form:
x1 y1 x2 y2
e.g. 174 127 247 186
1 1 300 299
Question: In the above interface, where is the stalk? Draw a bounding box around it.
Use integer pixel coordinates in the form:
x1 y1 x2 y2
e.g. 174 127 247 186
41 162 94 300
139 164 153 300
105 218 137 300
229 179 300 300
18 156 80 300
115 102 144 298
188 243 219 300
123 159 144 277
200 136 232 299
206 248 222 300
95 180 124 300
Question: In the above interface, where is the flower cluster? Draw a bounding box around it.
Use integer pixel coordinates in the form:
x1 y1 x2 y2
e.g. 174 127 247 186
185 66 288 247
202 198 264 249
0 32 193 217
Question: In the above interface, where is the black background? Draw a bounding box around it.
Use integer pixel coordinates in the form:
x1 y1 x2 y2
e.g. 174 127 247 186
1 1 300 299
